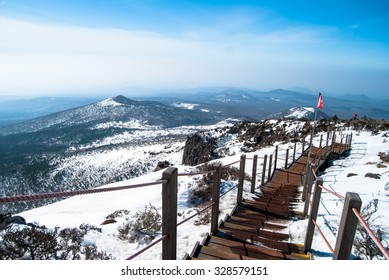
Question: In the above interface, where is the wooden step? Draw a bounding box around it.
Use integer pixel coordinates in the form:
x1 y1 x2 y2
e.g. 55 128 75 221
208 235 311 260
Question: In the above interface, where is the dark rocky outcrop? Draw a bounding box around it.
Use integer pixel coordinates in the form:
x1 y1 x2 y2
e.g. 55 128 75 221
182 132 218 166
365 173 381 179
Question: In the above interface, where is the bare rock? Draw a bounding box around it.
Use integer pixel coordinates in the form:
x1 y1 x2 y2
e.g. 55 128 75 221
365 173 381 179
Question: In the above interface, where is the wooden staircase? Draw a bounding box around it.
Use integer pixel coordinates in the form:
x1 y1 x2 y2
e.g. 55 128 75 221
185 142 349 260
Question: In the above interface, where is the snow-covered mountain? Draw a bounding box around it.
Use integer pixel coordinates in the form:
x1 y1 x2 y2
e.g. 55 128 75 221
0 95 221 214
284 107 330 119
0 95 215 135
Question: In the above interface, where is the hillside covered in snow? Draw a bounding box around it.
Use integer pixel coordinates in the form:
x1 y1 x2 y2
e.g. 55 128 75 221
1 117 388 260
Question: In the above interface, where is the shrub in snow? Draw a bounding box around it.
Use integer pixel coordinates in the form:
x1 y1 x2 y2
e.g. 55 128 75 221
194 208 211 226
117 204 161 243
378 151 389 162
106 209 131 219
353 199 388 260
188 162 240 206
0 223 112 260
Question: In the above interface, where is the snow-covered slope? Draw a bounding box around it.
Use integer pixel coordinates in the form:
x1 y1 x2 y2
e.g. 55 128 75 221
285 107 330 119
6 122 388 260
0 95 215 135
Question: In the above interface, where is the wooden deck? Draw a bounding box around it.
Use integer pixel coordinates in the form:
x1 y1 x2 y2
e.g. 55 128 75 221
185 143 349 260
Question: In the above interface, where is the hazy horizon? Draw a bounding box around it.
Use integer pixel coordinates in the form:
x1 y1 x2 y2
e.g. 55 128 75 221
0 1 388 99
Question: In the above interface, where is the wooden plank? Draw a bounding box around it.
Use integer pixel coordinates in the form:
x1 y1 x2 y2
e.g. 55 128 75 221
209 236 310 260
199 245 257 260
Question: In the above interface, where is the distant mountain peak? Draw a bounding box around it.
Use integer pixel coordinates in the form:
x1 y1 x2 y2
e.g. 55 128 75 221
112 95 137 105
97 95 138 107
285 107 329 120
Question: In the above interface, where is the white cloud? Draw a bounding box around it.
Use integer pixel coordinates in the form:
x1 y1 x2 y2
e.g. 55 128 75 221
0 16 387 97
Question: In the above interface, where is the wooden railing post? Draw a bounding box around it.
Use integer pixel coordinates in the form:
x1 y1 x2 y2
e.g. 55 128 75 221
285 148 289 169
349 133 353 149
211 164 222 234
304 177 323 253
293 142 297 162
345 135 349 150
331 130 336 150
251 154 258 193
261 155 268 187
268 154 273 181
274 146 279 170
333 192 362 260
237 154 246 204
303 163 315 217
302 136 306 153
302 160 310 200
325 128 330 156
162 167 178 260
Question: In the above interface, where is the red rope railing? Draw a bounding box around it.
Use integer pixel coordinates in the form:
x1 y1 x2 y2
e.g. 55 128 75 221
312 219 335 254
308 162 388 259
0 180 166 204
352 208 389 260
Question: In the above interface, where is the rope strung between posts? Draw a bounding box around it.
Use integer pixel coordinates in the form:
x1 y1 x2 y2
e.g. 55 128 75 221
0 180 166 205
312 219 335 254
352 208 389 260
307 162 388 259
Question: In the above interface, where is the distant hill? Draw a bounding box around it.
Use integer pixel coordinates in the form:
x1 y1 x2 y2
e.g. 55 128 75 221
138 87 389 120
0 95 215 136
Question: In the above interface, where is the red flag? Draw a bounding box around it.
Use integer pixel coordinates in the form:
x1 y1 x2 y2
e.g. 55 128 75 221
317 92 323 109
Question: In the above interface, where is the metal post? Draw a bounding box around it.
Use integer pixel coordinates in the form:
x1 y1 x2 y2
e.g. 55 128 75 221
319 134 323 148
333 192 362 260
237 154 246 204
251 155 258 193
285 148 289 169
162 167 178 260
261 155 268 187
302 136 306 153
211 164 222 234
304 177 323 253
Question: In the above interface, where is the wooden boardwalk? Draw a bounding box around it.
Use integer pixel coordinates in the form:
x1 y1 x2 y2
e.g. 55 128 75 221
185 143 349 260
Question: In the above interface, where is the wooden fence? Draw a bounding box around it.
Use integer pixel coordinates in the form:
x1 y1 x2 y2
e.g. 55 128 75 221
1 126 388 260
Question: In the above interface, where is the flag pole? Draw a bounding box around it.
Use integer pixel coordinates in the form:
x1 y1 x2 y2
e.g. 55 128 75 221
308 96 320 164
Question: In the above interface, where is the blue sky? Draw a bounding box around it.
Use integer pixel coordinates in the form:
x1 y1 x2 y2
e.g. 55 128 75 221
0 0 388 98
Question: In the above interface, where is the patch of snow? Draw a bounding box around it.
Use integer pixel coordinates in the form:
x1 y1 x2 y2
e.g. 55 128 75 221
172 103 198 110
97 98 124 107
286 107 314 119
